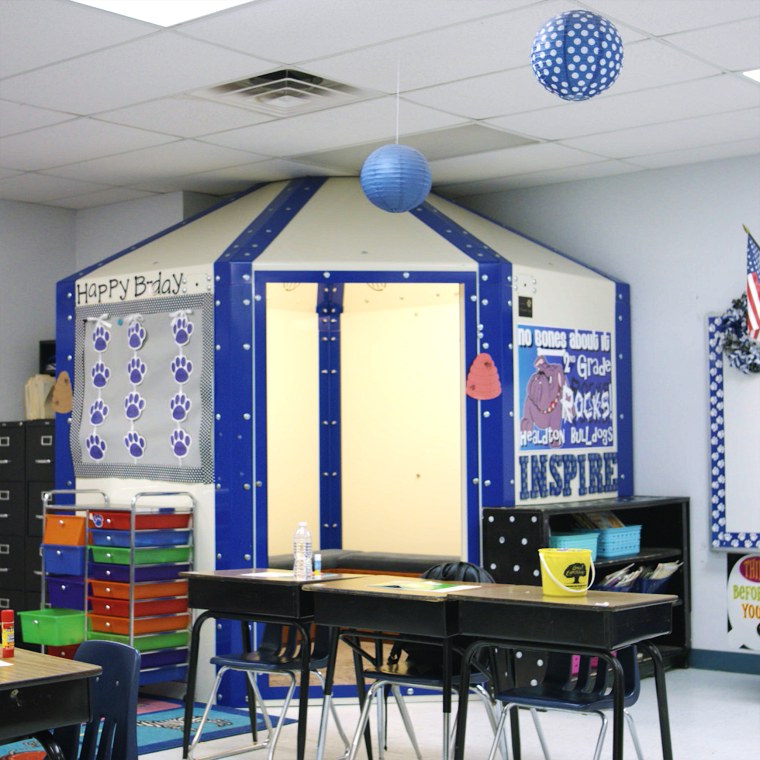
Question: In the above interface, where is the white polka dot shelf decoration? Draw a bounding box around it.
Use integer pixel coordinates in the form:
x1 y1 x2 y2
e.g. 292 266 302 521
531 10 624 101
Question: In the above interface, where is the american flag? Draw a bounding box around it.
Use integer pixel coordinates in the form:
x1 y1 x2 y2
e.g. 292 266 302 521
747 230 760 341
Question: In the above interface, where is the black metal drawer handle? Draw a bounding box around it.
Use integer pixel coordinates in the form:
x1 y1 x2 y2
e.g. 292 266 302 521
0 514 8 519
0 568 8 573
35 458 52 464
0 459 9 465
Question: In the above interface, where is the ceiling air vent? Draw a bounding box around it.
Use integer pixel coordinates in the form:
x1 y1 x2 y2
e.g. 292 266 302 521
199 68 372 117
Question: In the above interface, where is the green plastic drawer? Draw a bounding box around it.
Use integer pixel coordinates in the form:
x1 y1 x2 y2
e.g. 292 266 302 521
88 545 191 565
86 628 189 651
18 608 86 646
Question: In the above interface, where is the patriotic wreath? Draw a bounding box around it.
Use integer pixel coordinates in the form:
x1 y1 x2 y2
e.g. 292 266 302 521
716 293 760 374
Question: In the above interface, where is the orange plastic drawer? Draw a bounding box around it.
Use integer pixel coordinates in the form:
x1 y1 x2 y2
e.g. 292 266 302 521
43 515 86 545
88 596 188 618
88 612 189 635
88 579 188 600
88 510 190 530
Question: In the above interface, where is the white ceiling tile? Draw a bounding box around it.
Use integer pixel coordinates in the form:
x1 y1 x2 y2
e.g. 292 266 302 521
178 0 531 63
403 66 558 119
430 143 606 183
664 18 760 72
303 0 577 93
562 108 760 158
626 137 760 170
0 100 76 137
47 187 160 210
437 159 642 197
0 118 177 171
0 32 276 114
201 96 464 155
97 95 273 138
0 0 155 78
583 0 760 36
41 140 268 184
487 74 760 141
0 172 110 203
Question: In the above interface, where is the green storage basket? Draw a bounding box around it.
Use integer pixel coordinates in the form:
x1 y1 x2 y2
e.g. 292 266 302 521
18 608 86 646
86 628 189 651
88 544 191 565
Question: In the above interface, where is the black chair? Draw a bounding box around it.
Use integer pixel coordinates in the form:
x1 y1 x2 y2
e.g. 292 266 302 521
486 646 644 760
345 561 503 760
53 639 141 760
189 623 348 760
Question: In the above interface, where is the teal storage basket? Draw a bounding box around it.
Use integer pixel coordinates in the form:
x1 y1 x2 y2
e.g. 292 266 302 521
594 525 642 558
548 531 599 562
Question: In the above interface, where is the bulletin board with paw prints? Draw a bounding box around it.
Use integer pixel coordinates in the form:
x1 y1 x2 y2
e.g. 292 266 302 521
71 294 213 483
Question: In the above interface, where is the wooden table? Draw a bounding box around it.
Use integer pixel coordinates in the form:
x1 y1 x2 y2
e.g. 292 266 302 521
450 584 678 760
181 568 358 760
0 648 101 756
305 574 479 760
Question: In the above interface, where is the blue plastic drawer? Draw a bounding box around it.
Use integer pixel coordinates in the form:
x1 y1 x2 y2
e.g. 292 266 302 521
42 544 86 575
87 562 190 582
89 529 191 548
46 576 85 609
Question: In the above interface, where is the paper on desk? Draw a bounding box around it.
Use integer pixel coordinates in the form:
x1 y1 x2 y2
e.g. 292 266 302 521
0 660 11 667
373 580 480 593
240 570 294 578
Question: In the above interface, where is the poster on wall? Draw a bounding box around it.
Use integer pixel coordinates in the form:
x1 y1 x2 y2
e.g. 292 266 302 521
727 553 760 652
71 294 213 483
516 324 617 501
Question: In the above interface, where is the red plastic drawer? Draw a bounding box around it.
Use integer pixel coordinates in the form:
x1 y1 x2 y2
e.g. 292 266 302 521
46 644 80 659
88 510 190 530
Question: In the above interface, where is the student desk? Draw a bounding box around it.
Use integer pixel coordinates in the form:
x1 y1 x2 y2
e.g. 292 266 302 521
181 568 357 760
0 648 101 757
305 574 476 760
450 585 677 760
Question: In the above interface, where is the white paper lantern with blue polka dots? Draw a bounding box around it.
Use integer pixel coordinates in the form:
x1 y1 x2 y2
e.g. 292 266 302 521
359 144 432 213
531 10 623 101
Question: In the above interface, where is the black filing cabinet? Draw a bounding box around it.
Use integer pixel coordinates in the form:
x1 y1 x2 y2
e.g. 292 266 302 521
0 420 54 617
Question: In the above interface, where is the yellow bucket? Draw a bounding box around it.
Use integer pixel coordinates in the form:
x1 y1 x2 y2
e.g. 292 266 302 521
538 548 595 596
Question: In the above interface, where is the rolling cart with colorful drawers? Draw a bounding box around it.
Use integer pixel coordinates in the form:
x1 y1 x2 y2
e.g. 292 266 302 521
20 489 196 686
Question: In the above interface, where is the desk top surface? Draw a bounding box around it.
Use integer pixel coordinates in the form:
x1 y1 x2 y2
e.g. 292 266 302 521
182 568 360 586
449 584 678 610
305 574 485 602
0 649 101 690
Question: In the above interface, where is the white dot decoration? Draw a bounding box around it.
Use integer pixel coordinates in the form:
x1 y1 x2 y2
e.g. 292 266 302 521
531 10 623 101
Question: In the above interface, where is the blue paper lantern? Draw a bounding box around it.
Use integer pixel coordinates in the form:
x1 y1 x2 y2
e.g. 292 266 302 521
531 10 623 102
359 144 432 213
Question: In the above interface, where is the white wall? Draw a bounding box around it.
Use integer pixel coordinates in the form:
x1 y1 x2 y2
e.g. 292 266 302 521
0 201 76 420
461 154 760 658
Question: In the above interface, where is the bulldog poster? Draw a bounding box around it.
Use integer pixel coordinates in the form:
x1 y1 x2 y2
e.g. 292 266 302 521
516 324 618 501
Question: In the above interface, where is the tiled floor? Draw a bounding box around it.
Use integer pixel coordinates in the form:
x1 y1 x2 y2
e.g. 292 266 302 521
143 667 759 759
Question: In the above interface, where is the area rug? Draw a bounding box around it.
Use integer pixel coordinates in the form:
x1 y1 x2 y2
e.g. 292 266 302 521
0 698 294 758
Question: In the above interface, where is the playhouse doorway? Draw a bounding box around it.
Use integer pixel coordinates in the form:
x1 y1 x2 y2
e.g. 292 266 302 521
265 280 464 557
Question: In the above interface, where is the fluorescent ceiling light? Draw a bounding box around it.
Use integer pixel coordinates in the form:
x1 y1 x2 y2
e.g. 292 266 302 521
742 68 760 83
69 0 253 26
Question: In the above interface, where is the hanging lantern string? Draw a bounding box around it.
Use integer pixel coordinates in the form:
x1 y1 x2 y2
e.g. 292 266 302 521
395 57 401 144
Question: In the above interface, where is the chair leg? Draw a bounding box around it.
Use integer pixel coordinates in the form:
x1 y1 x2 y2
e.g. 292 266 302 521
487 703 510 760
591 710 609 760
188 666 227 760
376 683 386 759
390 684 423 759
528 707 553 760
473 684 509 760
625 710 645 760
347 680 386 760
311 668 351 754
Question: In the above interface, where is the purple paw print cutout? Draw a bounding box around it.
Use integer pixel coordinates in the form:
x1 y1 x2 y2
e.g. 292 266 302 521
127 357 147 385
124 391 145 421
91 361 110 388
172 315 194 347
124 431 146 459
169 392 191 422
92 324 111 352
85 433 107 461
89 399 109 426
170 429 192 458
170 355 193 384
127 321 147 350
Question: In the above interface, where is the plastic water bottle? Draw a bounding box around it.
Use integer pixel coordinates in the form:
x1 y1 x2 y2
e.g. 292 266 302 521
292 522 313 580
